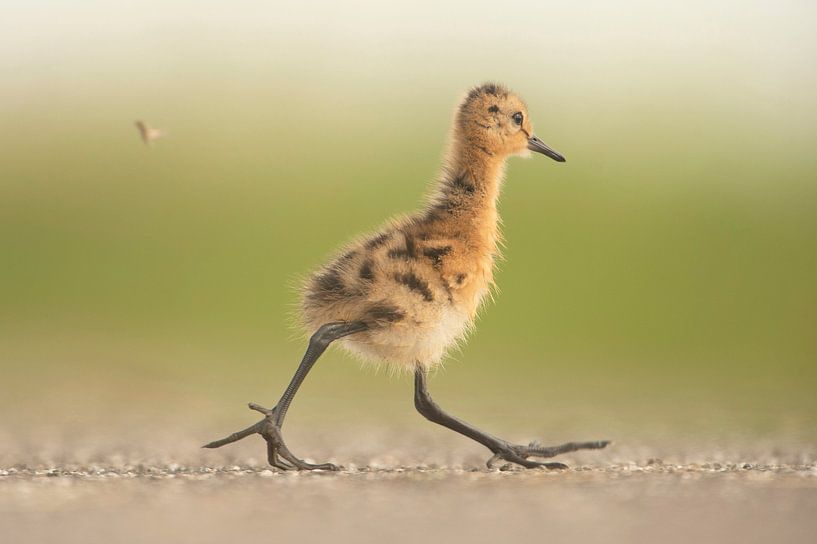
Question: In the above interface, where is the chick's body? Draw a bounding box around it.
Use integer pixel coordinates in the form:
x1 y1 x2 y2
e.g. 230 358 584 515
300 86 523 370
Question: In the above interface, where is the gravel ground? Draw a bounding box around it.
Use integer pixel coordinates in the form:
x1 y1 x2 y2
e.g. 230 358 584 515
2 427 816 544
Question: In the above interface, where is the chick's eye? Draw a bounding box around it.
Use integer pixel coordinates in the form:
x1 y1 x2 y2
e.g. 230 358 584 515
512 112 523 126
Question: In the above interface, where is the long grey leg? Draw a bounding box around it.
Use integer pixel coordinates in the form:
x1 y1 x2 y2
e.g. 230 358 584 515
203 321 368 470
414 368 508 452
414 367 609 469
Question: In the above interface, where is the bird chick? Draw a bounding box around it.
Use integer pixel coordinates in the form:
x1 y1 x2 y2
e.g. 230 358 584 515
205 83 609 470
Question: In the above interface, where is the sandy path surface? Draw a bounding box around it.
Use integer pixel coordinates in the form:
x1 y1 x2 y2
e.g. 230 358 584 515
2 426 816 544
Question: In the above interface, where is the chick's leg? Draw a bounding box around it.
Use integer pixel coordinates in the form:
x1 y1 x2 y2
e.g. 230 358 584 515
413 367 609 469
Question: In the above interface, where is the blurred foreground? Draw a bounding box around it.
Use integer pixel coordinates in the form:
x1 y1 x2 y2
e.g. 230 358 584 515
2 424 816 544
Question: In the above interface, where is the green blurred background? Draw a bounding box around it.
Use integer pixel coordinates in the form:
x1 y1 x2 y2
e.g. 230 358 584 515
1 1 815 443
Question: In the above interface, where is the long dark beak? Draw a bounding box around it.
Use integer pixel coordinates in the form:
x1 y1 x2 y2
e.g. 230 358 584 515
528 135 566 162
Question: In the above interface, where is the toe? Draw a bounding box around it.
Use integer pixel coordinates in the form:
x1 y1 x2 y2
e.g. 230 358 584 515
315 463 342 471
541 462 569 470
